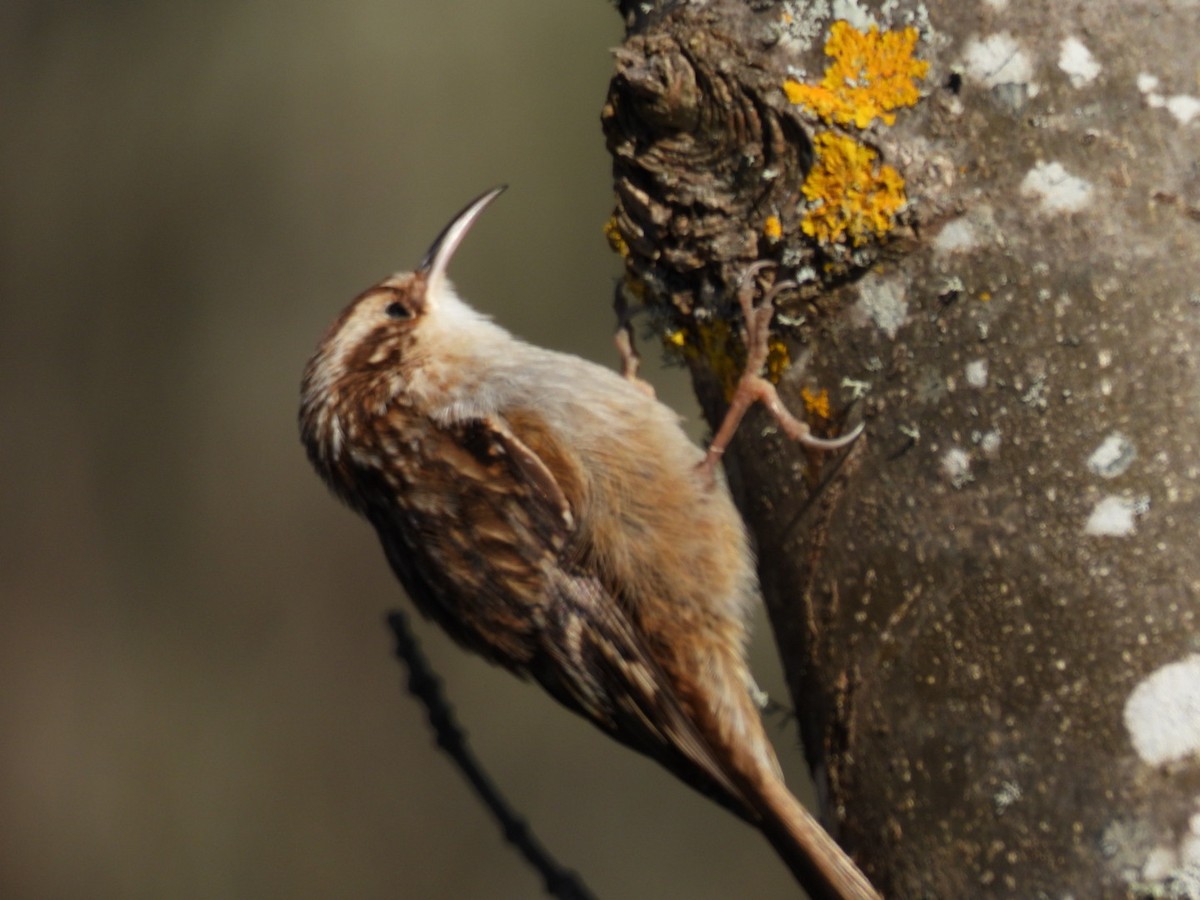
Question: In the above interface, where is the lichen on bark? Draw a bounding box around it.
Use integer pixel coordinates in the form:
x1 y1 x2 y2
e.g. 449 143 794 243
602 1 1200 897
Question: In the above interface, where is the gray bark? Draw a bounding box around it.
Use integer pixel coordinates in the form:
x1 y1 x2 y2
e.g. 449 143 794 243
603 1 1200 896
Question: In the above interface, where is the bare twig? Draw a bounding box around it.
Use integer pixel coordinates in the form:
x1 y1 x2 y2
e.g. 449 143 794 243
385 610 596 900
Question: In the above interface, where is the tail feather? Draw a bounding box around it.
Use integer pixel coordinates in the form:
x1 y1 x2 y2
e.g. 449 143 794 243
751 772 881 900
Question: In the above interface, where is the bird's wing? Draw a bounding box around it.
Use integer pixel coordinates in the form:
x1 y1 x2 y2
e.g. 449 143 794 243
380 410 754 817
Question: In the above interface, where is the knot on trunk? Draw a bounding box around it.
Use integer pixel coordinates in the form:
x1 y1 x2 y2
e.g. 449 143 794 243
602 22 812 315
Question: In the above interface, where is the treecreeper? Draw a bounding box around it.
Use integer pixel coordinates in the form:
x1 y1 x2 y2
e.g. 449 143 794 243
298 187 876 899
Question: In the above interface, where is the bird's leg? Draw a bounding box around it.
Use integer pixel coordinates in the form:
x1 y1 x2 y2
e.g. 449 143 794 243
613 282 656 398
698 263 863 483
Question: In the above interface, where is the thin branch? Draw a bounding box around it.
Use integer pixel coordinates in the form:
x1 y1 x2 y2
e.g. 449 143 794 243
385 611 597 900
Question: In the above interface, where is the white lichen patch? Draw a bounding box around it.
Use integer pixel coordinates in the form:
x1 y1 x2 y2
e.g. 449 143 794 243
777 0 831 51
830 0 877 30
963 33 1034 88
941 447 973 488
1123 654 1200 766
1020 161 1094 215
1168 864 1200 900
978 429 1001 457
965 358 989 388
1058 37 1101 88
841 376 871 400
1137 71 1200 125
1165 95 1200 125
851 272 908 339
1084 494 1148 536
1184 827 1200 867
1088 432 1136 479
1143 846 1180 882
994 780 1022 814
933 217 979 255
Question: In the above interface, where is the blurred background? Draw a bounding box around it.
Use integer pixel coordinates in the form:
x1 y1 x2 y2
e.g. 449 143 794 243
0 2 809 897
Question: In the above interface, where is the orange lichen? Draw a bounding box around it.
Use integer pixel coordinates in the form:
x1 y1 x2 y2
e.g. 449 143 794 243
765 338 791 385
621 273 645 301
663 319 740 398
696 320 744 399
603 215 629 257
763 215 783 240
663 319 793 398
783 22 929 128
801 386 831 420
801 131 906 246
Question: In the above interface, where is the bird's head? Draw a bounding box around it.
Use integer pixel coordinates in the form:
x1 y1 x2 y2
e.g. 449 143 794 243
300 186 507 462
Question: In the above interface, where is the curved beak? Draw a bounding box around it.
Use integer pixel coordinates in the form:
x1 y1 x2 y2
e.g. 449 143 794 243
418 185 507 295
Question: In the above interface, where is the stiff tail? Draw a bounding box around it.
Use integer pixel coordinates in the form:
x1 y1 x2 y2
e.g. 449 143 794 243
678 644 880 897
750 772 881 900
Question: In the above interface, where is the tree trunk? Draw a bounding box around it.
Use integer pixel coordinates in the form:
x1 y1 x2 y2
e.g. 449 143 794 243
603 1 1200 896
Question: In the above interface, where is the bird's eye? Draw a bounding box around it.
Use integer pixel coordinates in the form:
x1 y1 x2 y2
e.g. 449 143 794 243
385 301 412 320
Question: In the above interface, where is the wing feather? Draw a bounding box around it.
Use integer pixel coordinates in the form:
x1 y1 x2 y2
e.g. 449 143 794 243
369 409 754 818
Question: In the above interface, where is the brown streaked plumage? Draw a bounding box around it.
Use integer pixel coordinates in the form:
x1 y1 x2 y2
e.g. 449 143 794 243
299 187 878 900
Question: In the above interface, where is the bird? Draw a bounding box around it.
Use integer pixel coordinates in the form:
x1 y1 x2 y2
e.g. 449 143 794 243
299 186 877 899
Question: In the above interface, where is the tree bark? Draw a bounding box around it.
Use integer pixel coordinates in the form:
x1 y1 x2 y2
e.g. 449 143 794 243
603 1 1200 896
